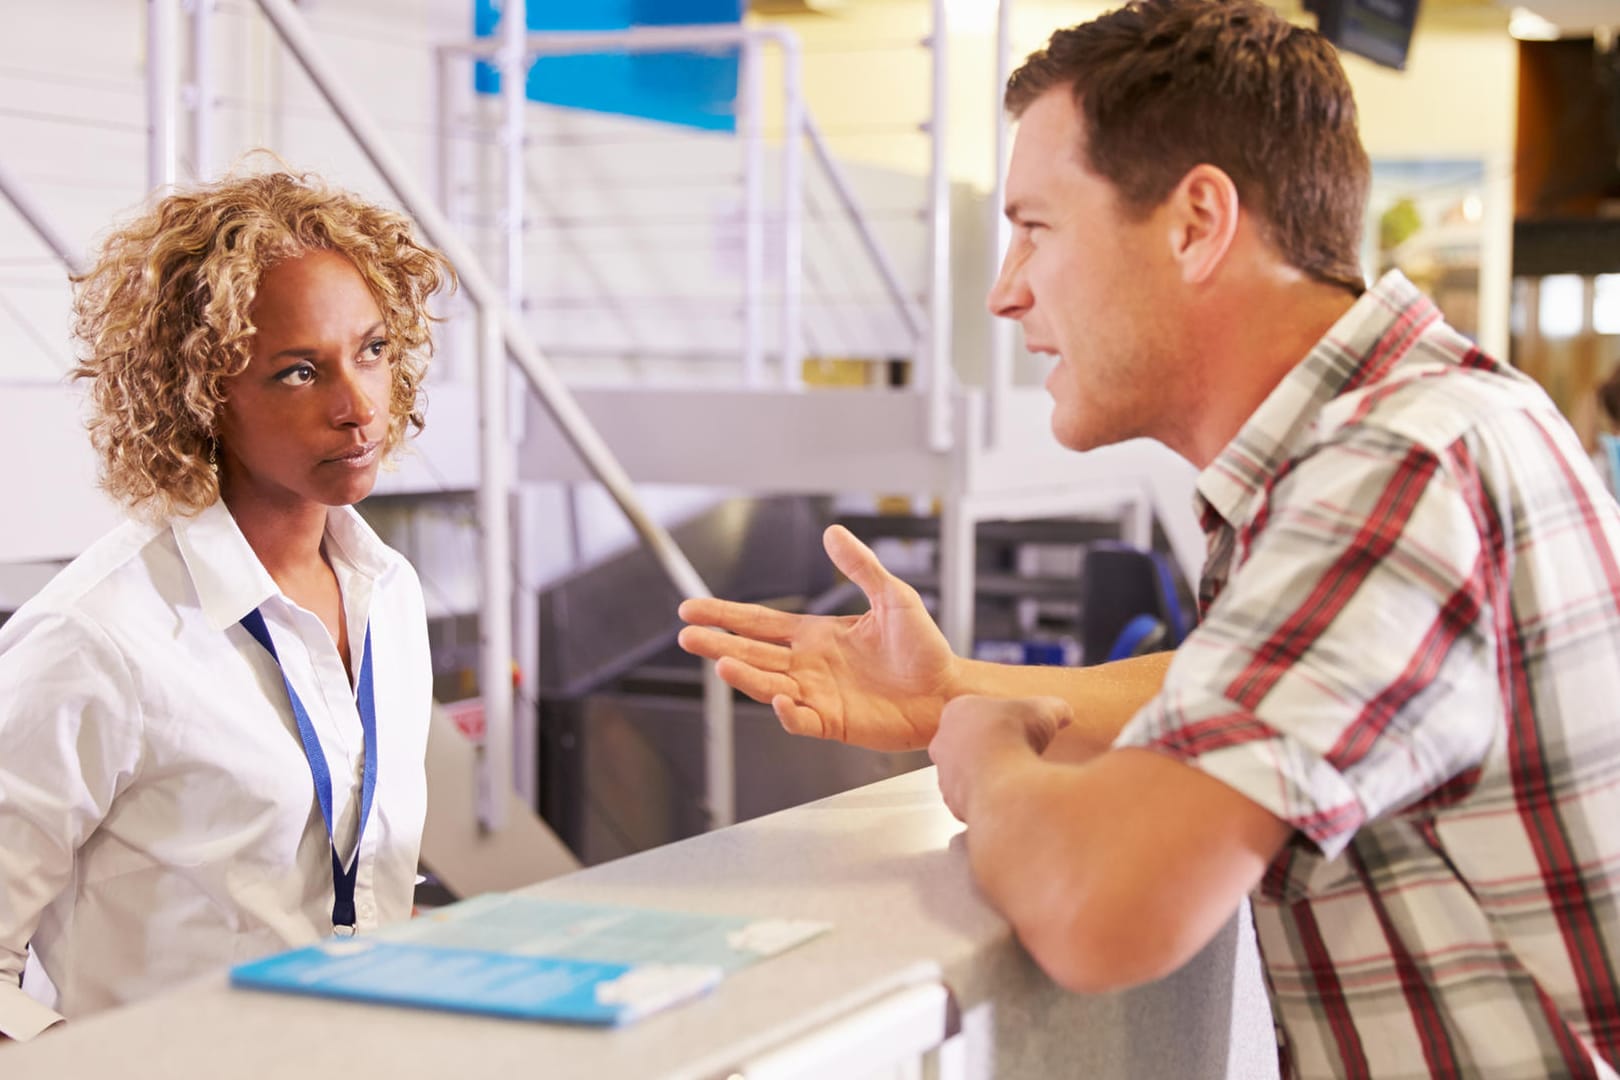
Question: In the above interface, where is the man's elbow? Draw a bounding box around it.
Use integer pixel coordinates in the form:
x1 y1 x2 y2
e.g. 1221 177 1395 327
1011 902 1207 995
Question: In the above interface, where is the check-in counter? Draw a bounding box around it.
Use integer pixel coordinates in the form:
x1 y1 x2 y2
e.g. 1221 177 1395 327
1 767 1279 1079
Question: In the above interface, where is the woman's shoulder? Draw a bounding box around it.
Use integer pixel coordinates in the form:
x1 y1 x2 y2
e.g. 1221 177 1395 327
4 517 175 645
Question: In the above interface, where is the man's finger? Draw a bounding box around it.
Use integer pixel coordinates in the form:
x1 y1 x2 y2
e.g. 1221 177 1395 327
1024 696 1074 751
678 597 800 643
677 626 793 672
714 657 800 707
773 695 830 741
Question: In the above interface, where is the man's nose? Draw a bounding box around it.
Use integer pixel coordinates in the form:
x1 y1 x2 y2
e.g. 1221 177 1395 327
987 246 1031 320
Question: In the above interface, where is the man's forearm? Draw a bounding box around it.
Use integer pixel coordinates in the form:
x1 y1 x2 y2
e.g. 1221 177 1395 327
949 650 1174 759
955 743 1286 996
960 751 1131 993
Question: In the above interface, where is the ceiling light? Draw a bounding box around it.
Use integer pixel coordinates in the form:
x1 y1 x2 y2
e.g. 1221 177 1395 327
1509 6 1562 40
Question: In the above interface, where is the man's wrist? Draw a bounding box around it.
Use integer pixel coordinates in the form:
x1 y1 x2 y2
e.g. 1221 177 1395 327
944 656 990 701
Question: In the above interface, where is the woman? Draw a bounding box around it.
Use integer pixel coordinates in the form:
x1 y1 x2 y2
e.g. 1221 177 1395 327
0 172 453 1040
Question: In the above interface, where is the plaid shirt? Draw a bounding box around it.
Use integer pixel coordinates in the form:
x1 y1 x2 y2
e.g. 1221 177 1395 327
1117 271 1620 1079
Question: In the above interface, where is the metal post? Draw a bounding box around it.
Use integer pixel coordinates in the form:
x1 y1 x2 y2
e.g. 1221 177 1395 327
0 159 86 277
987 0 1014 448
499 2 536 822
1477 154 1513 361
741 37 766 386
939 391 981 653
1125 493 1154 552
702 661 735 829
431 46 453 215
476 307 512 831
926 0 953 452
501 0 526 315
512 486 543 808
146 0 181 192
778 35 805 389
253 0 731 830
187 0 214 178
939 494 975 655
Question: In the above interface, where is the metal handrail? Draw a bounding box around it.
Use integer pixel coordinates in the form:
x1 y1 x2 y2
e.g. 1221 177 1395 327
0 159 86 277
803 114 925 346
253 0 735 830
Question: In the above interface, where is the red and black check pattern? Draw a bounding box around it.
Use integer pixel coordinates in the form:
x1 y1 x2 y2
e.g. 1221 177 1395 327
1118 272 1620 1079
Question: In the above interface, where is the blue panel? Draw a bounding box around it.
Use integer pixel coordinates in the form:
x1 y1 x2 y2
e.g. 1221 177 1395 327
631 0 743 25
473 0 741 134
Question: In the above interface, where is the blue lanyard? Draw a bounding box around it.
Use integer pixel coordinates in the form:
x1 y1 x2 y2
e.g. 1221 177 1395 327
240 607 377 933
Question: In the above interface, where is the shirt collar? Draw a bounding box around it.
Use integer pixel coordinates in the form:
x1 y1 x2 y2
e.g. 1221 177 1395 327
1194 270 1441 533
173 501 394 633
322 504 394 583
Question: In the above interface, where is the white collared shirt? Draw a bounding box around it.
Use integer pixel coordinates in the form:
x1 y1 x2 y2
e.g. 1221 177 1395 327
0 500 430 1040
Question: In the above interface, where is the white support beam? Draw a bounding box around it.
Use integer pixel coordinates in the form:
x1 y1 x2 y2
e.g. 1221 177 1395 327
987 0 1015 448
475 310 512 831
925 0 953 452
187 0 214 178
146 0 181 193
742 37 766 386
778 34 805 388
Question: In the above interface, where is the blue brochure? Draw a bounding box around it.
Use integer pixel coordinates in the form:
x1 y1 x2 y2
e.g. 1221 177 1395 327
230 894 829 1027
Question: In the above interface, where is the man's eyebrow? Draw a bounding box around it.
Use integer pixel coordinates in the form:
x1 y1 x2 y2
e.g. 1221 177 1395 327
1005 199 1044 224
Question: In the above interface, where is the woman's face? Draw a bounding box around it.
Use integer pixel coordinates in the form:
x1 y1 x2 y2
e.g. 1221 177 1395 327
216 250 393 516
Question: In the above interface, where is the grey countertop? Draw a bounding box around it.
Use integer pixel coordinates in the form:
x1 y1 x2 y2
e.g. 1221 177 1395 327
2 766 1278 1079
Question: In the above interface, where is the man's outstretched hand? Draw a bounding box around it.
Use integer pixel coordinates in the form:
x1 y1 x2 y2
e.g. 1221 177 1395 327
677 524 959 751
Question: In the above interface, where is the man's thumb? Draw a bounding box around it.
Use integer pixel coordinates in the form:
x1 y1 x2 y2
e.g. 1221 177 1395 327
823 524 893 601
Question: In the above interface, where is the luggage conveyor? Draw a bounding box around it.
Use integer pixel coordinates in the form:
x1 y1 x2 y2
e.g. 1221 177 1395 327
530 494 930 865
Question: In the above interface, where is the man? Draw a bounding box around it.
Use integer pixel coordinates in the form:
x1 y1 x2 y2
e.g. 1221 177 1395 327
679 0 1620 1076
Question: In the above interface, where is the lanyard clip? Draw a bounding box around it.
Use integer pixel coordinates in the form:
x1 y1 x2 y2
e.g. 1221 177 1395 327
332 923 358 938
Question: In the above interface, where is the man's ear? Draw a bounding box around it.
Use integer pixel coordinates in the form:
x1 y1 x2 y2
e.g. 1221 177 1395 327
1165 164 1240 285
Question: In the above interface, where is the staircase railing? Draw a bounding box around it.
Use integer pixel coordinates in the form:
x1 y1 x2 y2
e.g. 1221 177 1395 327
0 158 85 278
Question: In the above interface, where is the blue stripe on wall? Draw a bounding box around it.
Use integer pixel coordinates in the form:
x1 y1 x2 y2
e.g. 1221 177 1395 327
474 0 744 134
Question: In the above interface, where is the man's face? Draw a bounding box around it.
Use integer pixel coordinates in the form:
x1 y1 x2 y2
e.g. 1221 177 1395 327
989 87 1183 453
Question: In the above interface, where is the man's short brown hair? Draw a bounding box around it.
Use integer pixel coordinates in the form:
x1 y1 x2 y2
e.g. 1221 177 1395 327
1006 0 1370 295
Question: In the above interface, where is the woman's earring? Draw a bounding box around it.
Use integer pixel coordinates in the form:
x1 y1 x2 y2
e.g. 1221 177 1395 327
208 439 218 468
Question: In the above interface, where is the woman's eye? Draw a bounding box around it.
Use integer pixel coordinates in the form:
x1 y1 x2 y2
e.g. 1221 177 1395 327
274 363 316 385
364 339 388 361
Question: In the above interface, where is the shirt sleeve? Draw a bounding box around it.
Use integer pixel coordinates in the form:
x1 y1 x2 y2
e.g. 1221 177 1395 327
1116 427 1500 860
0 610 142 1039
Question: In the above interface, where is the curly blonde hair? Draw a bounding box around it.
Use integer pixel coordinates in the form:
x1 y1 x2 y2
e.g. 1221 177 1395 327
72 170 455 519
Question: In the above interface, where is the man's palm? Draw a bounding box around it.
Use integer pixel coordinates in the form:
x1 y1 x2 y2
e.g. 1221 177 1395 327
677 525 957 750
